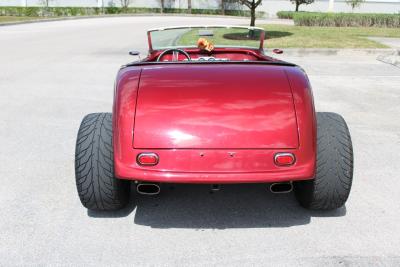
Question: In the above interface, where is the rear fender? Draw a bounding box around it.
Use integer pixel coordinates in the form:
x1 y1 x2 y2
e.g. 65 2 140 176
113 67 141 170
285 67 317 177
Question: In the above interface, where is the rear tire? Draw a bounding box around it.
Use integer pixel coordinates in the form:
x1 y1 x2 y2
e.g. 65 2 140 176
294 112 353 210
75 113 130 211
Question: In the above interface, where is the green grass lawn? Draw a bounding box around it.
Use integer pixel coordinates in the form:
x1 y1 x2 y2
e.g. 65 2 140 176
262 24 400 48
0 16 49 24
1 16 399 48
176 28 263 48
177 25 400 49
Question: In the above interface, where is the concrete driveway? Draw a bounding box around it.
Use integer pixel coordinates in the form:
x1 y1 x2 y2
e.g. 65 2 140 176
0 16 399 266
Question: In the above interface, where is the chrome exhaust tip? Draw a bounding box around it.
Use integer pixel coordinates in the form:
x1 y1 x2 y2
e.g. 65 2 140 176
210 184 221 192
136 183 160 195
269 182 293 194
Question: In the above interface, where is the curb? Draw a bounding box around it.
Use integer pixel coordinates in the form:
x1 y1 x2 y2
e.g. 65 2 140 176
270 48 397 56
377 49 400 68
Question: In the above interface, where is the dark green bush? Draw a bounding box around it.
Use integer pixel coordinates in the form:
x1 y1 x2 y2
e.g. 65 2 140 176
125 8 160 14
295 12 400 27
104 7 121 14
0 6 104 17
226 9 265 18
192 9 221 15
277 11 295 19
277 11 400 28
164 8 189 14
25 7 39 16
0 6 264 18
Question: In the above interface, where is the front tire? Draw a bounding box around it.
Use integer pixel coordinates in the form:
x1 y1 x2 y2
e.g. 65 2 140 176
75 113 130 211
294 112 354 210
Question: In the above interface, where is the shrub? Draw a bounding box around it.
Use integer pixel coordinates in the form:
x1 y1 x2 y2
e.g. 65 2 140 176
25 7 39 16
277 11 400 28
192 9 221 15
277 11 295 19
0 6 264 18
104 7 121 14
346 0 365 10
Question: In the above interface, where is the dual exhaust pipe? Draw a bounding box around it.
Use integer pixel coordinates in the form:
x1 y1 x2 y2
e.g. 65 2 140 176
269 182 293 193
136 183 160 195
135 182 293 195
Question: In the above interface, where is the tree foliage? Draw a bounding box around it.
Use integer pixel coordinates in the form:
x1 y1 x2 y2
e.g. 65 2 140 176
345 0 365 10
40 0 51 7
291 0 314 12
238 0 263 26
159 0 165 13
120 0 131 9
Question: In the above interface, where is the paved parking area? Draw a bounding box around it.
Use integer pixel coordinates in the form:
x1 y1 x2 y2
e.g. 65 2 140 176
0 16 400 266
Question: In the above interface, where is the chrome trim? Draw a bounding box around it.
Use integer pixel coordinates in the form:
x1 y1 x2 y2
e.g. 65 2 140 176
137 183 161 195
137 152 160 166
274 152 296 166
211 184 221 191
269 182 293 194
148 25 264 32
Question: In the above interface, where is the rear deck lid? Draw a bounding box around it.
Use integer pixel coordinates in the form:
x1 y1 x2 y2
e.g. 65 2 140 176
133 64 298 149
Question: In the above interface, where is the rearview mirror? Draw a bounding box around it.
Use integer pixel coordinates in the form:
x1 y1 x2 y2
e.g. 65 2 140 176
129 51 140 56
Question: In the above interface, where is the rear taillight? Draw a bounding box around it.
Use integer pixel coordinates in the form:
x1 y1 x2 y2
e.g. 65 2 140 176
137 153 159 166
274 153 295 166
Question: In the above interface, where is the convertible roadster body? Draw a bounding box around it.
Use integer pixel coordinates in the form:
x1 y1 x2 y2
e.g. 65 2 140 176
75 26 353 211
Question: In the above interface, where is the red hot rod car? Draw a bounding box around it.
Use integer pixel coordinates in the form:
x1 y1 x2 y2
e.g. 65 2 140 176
75 26 353 211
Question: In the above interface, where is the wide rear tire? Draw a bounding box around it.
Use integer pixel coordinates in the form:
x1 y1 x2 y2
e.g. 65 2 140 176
294 112 353 210
75 113 130 211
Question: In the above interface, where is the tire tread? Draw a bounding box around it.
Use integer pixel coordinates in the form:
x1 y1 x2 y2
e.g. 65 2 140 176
74 113 129 211
295 112 354 210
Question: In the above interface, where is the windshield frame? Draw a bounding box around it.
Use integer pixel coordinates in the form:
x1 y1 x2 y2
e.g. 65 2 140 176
147 25 265 52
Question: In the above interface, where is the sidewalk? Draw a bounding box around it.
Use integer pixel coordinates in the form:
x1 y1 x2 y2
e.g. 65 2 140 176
368 37 400 67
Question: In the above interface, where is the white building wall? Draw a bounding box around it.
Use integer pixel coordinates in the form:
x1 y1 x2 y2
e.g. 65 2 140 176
0 0 399 16
1 0 22 5
258 0 400 17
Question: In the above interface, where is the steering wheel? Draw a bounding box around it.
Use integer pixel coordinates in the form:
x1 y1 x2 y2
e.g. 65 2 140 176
157 48 191 62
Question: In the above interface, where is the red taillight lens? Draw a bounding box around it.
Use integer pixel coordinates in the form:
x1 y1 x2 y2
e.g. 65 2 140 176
274 153 295 166
137 153 159 166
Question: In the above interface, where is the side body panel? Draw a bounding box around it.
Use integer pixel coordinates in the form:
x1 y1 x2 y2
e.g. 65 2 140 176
113 64 316 183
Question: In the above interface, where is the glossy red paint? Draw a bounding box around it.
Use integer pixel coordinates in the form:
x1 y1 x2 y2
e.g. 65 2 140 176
134 65 298 149
113 48 316 184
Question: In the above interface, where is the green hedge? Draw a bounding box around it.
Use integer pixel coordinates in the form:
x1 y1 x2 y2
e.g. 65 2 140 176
0 6 264 18
277 11 400 28
276 11 296 19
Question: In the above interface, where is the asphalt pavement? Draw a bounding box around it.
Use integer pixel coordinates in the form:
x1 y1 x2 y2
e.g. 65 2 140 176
0 16 399 266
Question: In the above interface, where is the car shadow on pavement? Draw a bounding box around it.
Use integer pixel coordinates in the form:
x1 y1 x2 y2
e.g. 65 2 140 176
88 183 346 229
